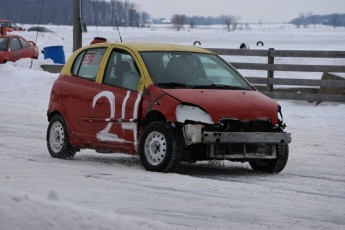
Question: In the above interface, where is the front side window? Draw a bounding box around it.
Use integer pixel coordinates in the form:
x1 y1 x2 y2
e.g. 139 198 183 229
9 38 21 51
103 49 140 91
140 51 252 90
19 37 30 48
71 48 106 81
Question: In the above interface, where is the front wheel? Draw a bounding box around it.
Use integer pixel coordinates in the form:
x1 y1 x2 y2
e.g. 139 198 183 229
47 115 76 159
139 121 183 172
249 144 289 173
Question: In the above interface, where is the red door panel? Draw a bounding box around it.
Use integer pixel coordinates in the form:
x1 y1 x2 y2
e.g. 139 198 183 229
60 76 97 144
91 85 142 154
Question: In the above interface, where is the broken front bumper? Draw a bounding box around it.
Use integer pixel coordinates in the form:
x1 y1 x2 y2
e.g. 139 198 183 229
183 124 292 160
183 124 291 146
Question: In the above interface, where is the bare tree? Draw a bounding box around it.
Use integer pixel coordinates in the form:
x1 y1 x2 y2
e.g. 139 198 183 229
141 12 150 27
231 16 241 31
189 19 195 29
223 15 240 31
300 12 307 28
171 14 186 31
308 12 317 29
330 13 339 29
293 13 304 28
223 15 233 31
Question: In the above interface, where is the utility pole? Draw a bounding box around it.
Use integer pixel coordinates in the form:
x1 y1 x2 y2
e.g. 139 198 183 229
73 0 82 51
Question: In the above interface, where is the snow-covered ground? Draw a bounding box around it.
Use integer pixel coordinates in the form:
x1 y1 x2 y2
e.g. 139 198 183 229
1 25 345 230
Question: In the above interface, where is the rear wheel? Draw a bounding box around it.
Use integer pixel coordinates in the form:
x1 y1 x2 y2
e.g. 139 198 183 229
249 144 289 173
47 115 76 159
139 121 183 172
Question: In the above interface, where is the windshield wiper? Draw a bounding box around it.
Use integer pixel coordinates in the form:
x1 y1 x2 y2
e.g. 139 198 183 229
205 84 249 90
156 82 193 88
156 82 250 90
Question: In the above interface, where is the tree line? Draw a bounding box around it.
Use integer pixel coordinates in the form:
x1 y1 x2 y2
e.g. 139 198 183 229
170 13 345 31
0 0 242 31
289 13 345 28
170 14 241 31
0 0 149 27
1 0 343 30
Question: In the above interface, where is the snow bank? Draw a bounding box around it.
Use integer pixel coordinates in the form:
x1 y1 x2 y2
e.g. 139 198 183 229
0 189 174 230
0 59 57 112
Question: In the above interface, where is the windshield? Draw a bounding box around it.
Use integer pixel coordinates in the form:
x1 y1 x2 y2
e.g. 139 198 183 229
0 38 8 51
10 22 18 28
140 51 252 90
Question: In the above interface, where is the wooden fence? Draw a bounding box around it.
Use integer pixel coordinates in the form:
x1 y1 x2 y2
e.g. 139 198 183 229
208 48 345 102
41 48 345 102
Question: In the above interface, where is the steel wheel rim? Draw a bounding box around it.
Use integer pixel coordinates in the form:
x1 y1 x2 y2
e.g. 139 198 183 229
144 131 167 166
49 121 65 153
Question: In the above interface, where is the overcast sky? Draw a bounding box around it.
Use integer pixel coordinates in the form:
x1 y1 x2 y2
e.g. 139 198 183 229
128 0 345 23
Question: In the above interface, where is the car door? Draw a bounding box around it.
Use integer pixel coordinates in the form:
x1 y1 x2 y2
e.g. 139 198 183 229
18 37 33 58
8 37 22 61
61 47 108 145
90 49 142 153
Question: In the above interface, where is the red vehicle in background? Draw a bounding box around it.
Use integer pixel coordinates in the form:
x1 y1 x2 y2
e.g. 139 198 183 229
0 34 39 63
0 19 24 32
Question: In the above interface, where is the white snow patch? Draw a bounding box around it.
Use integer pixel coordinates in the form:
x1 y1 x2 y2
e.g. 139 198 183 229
0 188 175 230
0 25 345 230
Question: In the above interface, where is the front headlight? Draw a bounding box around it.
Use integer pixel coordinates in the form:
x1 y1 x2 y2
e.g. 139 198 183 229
175 104 213 124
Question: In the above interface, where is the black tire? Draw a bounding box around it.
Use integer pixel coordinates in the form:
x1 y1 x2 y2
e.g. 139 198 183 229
46 115 76 159
249 144 289 173
139 121 183 172
256 41 264 46
240 43 247 49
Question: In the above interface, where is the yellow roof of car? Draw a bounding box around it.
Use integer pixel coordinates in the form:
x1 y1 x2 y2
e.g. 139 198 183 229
61 42 216 92
88 42 214 53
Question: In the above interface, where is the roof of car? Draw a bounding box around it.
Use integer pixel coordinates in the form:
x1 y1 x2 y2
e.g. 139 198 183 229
88 42 214 54
0 34 20 38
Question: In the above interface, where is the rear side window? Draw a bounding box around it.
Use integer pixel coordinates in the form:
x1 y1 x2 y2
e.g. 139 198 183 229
9 38 21 51
0 38 8 51
71 48 106 81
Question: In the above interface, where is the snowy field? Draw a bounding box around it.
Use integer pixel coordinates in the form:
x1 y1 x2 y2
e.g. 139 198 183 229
1 24 345 230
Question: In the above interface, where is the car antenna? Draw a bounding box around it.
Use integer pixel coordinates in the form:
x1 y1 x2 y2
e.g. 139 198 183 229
113 14 123 42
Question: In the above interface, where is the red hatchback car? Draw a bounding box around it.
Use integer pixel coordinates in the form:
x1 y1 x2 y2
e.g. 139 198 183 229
0 34 39 63
0 19 24 32
47 42 291 173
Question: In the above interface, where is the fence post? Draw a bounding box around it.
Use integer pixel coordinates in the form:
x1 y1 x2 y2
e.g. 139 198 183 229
267 48 275 92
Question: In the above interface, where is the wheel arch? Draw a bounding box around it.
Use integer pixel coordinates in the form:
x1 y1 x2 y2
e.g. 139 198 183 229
47 110 62 122
141 110 167 130
47 110 79 147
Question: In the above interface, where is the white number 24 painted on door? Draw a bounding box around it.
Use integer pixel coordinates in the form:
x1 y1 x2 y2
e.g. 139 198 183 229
92 90 142 145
